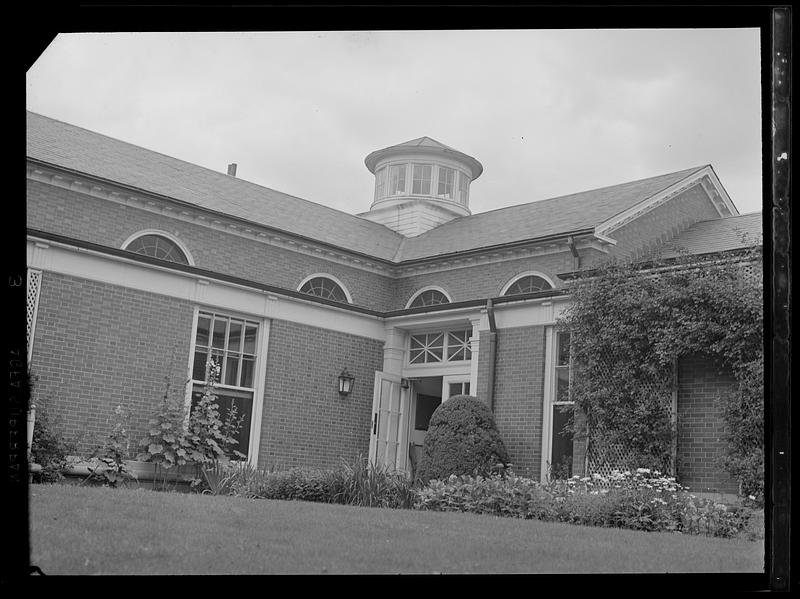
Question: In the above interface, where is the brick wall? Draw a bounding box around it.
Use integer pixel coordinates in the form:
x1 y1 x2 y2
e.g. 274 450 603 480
29 271 195 456
676 354 739 494
393 253 574 310
606 185 721 262
257 320 384 469
479 325 547 479
27 180 397 310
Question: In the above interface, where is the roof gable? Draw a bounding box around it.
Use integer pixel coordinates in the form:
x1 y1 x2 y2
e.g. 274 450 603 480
659 212 762 258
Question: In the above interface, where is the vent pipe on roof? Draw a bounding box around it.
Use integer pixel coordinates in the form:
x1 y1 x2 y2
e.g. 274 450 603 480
227 163 238 177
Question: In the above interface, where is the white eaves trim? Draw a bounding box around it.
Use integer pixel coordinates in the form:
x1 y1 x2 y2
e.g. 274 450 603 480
596 166 738 237
26 235 386 341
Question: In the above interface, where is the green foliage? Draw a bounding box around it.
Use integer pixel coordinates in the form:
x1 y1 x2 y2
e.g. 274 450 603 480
194 456 415 509
558 245 763 493
415 395 510 485
87 405 136 487
137 359 244 482
414 468 753 539
29 375 84 483
136 375 192 470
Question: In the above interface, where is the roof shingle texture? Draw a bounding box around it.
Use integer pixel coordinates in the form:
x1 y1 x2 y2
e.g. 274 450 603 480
27 111 710 264
659 212 762 258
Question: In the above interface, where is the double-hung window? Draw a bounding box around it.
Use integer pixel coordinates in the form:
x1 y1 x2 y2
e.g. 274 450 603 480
388 164 406 196
412 164 432 195
437 166 454 199
191 311 260 458
549 331 574 479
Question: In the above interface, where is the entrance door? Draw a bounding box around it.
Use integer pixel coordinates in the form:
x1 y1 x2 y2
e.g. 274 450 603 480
369 371 410 472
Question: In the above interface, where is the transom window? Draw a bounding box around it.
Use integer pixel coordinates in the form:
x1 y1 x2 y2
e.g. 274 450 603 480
412 164 432 195
437 166 454 199
408 288 450 308
409 329 472 364
299 276 349 303
503 274 553 296
125 234 190 265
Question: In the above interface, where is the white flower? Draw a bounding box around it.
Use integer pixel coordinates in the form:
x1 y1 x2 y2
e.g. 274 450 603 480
748 495 756 500
636 468 651 474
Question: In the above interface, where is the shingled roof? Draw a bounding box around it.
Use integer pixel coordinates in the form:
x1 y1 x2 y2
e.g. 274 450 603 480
659 212 762 259
26 111 719 264
26 111 405 261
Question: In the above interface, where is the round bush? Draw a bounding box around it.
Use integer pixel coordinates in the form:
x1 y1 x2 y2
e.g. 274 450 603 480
415 395 509 484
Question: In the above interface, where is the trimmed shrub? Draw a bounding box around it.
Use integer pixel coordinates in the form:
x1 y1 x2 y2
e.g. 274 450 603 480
415 395 509 485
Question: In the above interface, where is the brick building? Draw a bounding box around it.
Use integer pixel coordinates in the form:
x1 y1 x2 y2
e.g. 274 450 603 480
26 111 761 493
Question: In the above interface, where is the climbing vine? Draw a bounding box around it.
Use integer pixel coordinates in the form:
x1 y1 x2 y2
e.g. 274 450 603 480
557 242 763 497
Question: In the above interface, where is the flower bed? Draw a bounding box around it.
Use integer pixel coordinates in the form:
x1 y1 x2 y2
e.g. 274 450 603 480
414 468 753 539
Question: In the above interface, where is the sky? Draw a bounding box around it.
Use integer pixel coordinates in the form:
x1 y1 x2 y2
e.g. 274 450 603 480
26 30 763 218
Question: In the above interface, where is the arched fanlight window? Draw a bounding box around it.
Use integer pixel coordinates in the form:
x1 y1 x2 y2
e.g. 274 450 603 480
124 233 190 265
502 274 554 296
299 276 351 303
407 288 451 309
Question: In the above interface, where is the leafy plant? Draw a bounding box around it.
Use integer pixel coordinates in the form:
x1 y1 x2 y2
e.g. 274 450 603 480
557 242 763 496
29 390 83 483
137 358 245 489
87 405 136 487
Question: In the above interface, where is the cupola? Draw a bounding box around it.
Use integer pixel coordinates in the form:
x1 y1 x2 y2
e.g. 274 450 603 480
359 137 483 237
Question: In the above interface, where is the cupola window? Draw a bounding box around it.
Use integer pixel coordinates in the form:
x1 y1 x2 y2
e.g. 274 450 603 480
437 167 455 199
412 164 432 195
389 164 406 195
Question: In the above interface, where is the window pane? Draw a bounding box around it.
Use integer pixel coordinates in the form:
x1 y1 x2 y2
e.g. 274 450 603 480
195 315 211 347
192 351 207 381
192 387 253 459
240 356 255 388
556 367 570 402
228 321 242 353
464 382 471 395
551 405 574 479
243 325 257 355
389 165 406 194
557 332 571 366
409 348 425 364
438 167 454 198
412 164 431 194
225 355 240 386
212 318 227 349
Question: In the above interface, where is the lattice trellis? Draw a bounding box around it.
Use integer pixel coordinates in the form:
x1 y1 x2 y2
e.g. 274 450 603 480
585 355 676 478
27 269 42 363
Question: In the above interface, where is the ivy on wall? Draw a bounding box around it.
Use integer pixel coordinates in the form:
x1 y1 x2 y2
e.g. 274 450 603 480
557 242 763 497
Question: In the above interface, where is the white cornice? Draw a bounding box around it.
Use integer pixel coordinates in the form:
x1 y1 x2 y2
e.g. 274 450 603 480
26 234 386 341
596 166 737 236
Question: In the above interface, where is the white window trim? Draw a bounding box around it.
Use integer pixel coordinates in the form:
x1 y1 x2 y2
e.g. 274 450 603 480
540 327 575 482
185 306 270 466
296 273 353 304
405 285 453 309
121 229 195 266
500 271 556 296
405 327 473 367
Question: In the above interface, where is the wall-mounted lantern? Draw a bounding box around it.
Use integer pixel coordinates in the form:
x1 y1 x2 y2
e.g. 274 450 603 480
338 368 356 397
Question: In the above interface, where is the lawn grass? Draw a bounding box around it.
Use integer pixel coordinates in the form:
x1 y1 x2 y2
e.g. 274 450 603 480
30 484 765 575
